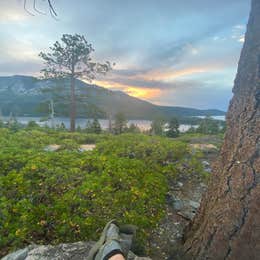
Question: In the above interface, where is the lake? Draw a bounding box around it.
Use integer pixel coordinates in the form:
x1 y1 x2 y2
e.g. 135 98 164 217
2 115 225 133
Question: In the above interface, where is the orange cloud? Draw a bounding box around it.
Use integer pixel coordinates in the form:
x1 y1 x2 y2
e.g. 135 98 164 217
92 80 123 90
92 63 226 101
125 87 161 99
139 66 210 81
93 80 161 99
106 65 221 84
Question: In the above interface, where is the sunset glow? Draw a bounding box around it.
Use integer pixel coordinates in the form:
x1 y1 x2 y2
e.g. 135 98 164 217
0 0 249 110
94 80 161 99
125 87 161 99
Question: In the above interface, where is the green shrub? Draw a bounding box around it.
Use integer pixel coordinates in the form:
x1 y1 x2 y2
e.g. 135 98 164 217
0 152 166 253
0 129 206 256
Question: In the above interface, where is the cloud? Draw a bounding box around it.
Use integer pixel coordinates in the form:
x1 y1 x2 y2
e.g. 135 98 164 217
93 52 237 110
0 34 42 76
95 72 233 110
0 0 251 110
0 60 42 76
0 12 27 23
0 1 28 23
92 79 161 99
96 54 237 91
150 84 232 111
140 67 209 81
231 24 246 43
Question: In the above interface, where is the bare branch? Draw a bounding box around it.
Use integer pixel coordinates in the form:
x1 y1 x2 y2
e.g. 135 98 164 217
47 0 58 17
33 0 46 15
23 0 57 17
24 0 35 16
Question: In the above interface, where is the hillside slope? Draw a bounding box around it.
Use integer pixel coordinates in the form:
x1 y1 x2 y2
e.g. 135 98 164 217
0 75 225 119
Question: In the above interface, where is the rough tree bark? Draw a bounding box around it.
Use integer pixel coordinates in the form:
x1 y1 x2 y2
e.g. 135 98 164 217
183 0 260 259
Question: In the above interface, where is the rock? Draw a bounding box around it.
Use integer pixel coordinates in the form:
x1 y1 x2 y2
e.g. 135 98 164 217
2 242 150 260
177 182 183 187
78 144 96 152
3 242 94 260
177 210 196 221
175 200 200 221
189 143 217 151
44 144 61 152
202 160 210 167
200 183 207 189
173 199 184 211
2 248 29 260
204 167 212 173
202 160 212 173
128 251 151 260
188 200 200 209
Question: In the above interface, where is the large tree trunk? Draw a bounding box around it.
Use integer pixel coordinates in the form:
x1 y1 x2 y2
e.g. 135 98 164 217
70 75 76 132
183 0 260 259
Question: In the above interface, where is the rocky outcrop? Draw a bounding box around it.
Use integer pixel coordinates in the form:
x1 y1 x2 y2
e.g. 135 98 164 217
183 0 260 259
2 242 151 260
149 171 209 260
2 242 94 260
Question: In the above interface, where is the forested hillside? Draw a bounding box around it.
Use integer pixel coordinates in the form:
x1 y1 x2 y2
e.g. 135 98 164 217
0 76 225 119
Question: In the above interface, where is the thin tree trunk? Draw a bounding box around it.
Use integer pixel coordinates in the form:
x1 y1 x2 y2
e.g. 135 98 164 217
70 75 76 132
108 113 113 133
50 99 55 129
183 1 260 259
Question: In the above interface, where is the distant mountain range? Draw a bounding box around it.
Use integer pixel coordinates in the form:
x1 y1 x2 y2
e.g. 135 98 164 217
0 75 225 121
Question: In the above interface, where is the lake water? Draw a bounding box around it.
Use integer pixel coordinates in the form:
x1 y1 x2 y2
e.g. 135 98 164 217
2 115 225 133
196 115 226 121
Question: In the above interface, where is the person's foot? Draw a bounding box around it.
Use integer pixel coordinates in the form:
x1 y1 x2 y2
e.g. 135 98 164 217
94 223 124 260
118 224 137 256
87 220 136 260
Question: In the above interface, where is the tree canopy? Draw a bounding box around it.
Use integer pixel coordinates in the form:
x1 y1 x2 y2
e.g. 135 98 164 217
39 34 112 131
39 34 112 81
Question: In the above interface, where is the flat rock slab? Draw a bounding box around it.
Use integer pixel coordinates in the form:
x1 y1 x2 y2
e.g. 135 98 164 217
190 143 217 151
43 144 96 152
2 242 93 260
79 144 96 152
2 242 151 260
44 144 61 152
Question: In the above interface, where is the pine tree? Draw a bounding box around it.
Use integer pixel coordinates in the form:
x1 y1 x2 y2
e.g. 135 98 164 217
39 34 112 131
92 118 102 134
184 1 260 258
166 117 180 137
113 112 127 134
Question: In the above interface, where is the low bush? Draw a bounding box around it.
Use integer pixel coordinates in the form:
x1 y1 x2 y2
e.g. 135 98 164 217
0 129 205 256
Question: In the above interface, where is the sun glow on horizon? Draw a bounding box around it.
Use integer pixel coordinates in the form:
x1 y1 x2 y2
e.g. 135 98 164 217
125 87 161 99
93 80 161 99
89 58 235 107
138 66 221 82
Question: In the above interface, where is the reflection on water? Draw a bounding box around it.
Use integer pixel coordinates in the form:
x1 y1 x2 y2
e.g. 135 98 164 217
2 116 225 133
196 115 226 121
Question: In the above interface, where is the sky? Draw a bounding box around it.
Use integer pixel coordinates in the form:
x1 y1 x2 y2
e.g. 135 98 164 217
0 0 251 110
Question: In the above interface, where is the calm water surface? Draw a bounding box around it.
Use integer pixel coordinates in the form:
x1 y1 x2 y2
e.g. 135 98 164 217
2 116 225 133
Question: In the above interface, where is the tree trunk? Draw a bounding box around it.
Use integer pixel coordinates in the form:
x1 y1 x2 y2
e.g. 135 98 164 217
50 99 55 129
70 75 76 132
183 0 260 259
108 113 113 133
